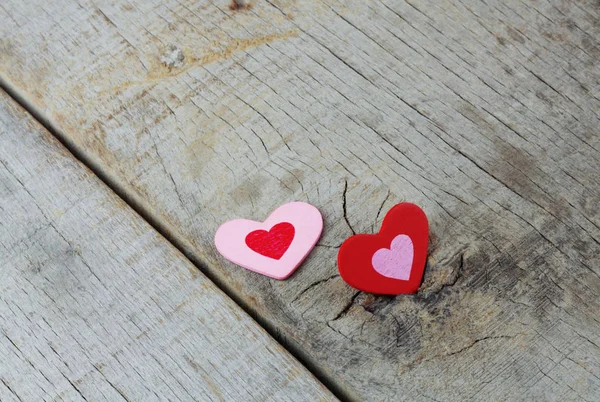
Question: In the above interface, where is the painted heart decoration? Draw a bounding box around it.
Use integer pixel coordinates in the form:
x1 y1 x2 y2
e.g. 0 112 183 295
214 202 323 279
244 222 295 260
371 234 414 280
338 203 429 295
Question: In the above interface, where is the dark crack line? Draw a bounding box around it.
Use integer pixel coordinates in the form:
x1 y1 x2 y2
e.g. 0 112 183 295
0 378 24 402
331 291 361 322
423 334 519 364
292 275 340 303
342 179 355 235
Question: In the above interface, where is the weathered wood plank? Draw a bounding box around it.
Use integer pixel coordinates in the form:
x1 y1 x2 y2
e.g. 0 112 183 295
1 0 599 400
0 90 335 401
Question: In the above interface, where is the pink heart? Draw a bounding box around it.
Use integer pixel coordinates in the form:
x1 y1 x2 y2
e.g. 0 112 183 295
214 202 323 280
371 234 414 280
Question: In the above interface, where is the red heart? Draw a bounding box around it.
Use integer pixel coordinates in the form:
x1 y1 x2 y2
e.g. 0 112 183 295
245 222 295 260
337 203 429 295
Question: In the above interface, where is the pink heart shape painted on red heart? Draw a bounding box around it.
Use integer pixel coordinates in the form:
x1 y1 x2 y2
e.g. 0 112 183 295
371 234 414 280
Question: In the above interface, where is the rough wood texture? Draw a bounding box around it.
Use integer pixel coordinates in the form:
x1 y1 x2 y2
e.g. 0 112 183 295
0 91 335 402
1 0 599 400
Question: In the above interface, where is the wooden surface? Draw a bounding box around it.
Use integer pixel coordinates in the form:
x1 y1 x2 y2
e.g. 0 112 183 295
1 0 599 400
0 91 335 401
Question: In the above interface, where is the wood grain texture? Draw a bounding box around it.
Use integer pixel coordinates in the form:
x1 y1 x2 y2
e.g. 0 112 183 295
0 91 335 402
1 0 599 400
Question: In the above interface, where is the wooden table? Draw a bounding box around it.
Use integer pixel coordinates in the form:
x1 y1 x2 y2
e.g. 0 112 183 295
1 0 598 400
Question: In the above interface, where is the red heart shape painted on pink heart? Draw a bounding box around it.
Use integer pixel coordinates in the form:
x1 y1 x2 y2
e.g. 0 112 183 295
245 222 295 260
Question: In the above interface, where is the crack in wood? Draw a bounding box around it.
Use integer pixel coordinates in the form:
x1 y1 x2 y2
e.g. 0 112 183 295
342 179 355 236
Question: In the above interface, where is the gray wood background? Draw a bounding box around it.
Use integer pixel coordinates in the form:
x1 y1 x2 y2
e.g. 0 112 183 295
1 0 599 400
0 91 335 401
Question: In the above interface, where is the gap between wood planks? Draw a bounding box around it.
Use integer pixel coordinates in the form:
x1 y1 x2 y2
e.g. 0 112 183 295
0 76 355 402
